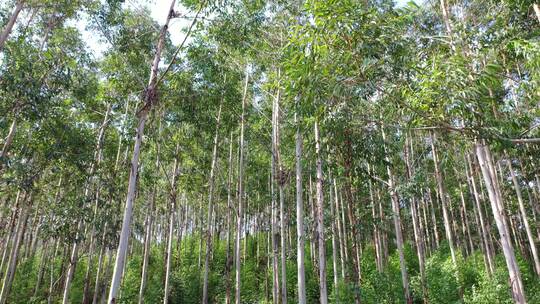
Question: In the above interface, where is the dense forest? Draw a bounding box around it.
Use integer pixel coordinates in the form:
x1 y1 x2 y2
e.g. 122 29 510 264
1 0 540 303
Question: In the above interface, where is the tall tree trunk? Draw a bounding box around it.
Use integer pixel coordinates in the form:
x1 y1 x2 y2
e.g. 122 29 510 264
295 112 307 304
367 165 382 273
404 134 427 303
427 188 440 248
0 1 24 52
506 153 540 276
138 190 155 304
430 132 457 265
107 1 178 302
202 103 222 304
420 194 432 256
164 144 180 304
0 190 22 280
475 142 526 303
342 129 362 291
329 175 339 292
466 154 495 274
314 121 328 304
92 226 108 304
225 133 234 304
458 184 474 256
270 95 280 304
271 79 287 304
0 194 29 304
334 180 347 278
235 68 249 304
309 176 318 268
33 240 49 297
381 127 412 304
47 238 60 304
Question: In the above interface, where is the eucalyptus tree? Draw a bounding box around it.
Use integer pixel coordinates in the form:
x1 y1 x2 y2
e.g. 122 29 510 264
106 0 203 301
0 0 24 51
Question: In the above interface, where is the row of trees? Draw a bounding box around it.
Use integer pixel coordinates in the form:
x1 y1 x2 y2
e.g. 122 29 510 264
1 0 540 303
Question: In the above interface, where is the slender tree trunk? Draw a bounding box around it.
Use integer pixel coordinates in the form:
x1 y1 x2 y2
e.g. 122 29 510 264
235 68 249 304
314 121 328 304
33 240 49 297
271 79 287 304
138 192 155 304
163 209 174 304
367 166 382 273
108 2 178 302
0 120 16 161
466 154 495 275
295 112 307 304
430 132 457 265
92 226 108 304
270 102 280 304
0 190 22 280
0 1 24 52
427 188 440 248
329 176 339 292
163 202 175 304
420 194 432 256
342 129 362 292
47 238 60 304
334 180 346 278
475 142 526 303
404 134 427 303
202 103 222 304
309 176 318 268
0 195 29 304
506 153 540 276
381 127 412 304
164 144 181 304
458 184 474 256
225 133 234 304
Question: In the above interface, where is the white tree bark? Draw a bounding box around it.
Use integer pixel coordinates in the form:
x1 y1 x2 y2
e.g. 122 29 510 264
381 127 412 304
202 103 222 304
235 68 249 304
92 226 108 304
225 133 234 304
0 195 28 304
314 121 328 304
329 176 339 290
295 112 307 304
475 142 526 304
271 78 287 304
0 1 24 52
506 155 540 276
430 132 457 265
107 1 177 302
405 135 427 302
466 154 495 274
138 191 155 304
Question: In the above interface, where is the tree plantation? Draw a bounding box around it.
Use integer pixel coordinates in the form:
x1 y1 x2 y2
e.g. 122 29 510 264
1 0 540 303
